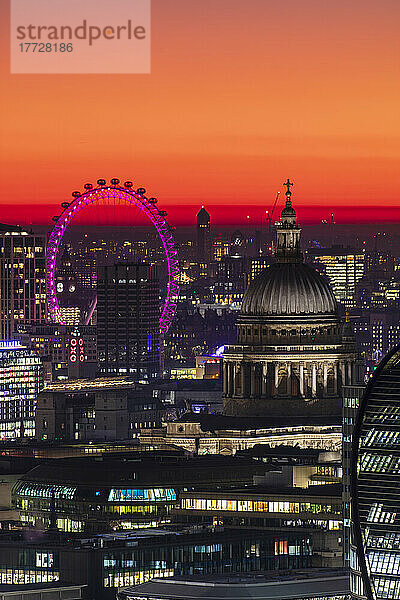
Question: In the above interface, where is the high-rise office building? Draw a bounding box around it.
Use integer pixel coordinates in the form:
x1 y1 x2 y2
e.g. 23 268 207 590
0 340 42 440
97 263 160 378
307 246 365 308
351 344 400 600
196 207 211 262
214 255 249 306
0 225 46 339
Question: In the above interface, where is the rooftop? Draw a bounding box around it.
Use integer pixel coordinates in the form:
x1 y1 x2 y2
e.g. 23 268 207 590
176 413 342 431
41 377 222 394
17 453 265 487
307 245 362 257
118 569 350 599
42 377 136 393
0 526 286 552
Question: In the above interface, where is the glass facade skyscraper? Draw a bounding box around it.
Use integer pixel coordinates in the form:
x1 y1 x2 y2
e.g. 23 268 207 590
0 340 43 439
351 344 400 600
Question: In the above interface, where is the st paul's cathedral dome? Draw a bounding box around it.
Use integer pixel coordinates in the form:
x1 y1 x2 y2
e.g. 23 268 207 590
223 179 358 417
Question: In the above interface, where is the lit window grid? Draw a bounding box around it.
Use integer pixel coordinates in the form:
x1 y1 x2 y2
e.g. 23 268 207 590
108 488 176 502
180 497 341 517
313 254 364 306
0 232 47 339
0 347 42 439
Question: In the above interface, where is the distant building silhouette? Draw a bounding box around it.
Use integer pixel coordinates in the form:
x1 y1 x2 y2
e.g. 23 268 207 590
196 207 211 262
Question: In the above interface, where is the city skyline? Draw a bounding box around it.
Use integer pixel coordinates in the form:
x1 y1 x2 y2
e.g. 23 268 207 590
1 2 400 598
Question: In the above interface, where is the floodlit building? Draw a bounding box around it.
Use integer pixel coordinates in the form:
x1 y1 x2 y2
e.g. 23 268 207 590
35 377 178 442
140 413 343 454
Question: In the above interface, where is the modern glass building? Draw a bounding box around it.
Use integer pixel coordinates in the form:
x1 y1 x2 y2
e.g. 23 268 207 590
0 340 42 439
351 344 400 600
11 454 267 533
0 527 313 599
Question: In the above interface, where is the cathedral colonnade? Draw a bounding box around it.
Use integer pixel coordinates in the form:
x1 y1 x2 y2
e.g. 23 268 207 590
223 358 355 399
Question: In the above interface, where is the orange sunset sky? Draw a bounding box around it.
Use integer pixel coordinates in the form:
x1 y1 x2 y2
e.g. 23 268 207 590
0 0 400 225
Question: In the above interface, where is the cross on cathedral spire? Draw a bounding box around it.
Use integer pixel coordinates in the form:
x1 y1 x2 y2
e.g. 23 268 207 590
284 178 293 194
284 179 294 206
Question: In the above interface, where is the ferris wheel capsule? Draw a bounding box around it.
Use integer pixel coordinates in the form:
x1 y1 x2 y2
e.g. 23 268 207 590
97 179 106 186
61 202 70 208
137 187 146 195
110 178 120 185
72 191 80 198
124 181 133 188
148 198 158 205
52 216 59 222
84 183 93 190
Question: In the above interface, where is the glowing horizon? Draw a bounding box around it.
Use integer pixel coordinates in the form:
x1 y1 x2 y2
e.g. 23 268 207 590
1 0 400 225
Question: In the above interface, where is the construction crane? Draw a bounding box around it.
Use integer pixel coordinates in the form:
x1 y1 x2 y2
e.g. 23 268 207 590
266 191 280 232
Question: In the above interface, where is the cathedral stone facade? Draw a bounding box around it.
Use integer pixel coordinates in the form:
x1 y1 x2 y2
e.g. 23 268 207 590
223 181 358 417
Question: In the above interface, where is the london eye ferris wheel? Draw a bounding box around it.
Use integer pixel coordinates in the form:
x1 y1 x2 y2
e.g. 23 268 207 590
45 178 180 334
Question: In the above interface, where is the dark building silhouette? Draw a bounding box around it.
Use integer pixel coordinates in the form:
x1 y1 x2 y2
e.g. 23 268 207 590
196 207 211 261
97 263 160 379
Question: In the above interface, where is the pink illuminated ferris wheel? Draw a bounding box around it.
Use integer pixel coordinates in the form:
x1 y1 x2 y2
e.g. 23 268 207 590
45 178 180 334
